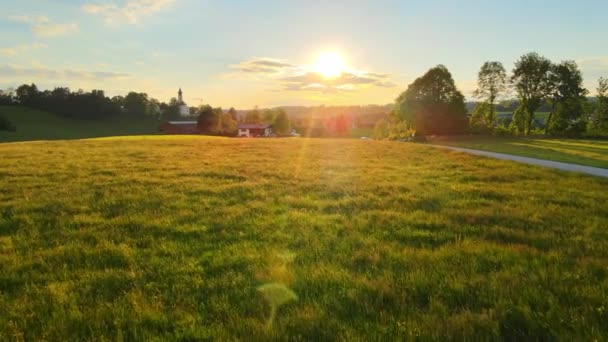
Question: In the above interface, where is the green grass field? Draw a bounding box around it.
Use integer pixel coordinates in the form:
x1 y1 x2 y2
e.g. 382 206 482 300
1 137 608 340
430 137 608 169
0 106 159 142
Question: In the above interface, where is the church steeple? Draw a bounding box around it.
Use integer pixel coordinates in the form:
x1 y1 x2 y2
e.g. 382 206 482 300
178 88 183 104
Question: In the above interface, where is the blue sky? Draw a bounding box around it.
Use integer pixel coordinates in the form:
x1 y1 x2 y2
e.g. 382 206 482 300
1 0 607 108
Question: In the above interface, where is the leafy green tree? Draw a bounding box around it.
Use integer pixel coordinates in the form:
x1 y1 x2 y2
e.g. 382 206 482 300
273 109 290 135
509 106 528 134
219 111 237 136
263 109 277 123
124 92 150 117
374 119 389 139
197 105 221 134
228 107 238 121
470 102 493 134
590 77 608 132
160 97 181 121
546 61 588 135
473 61 508 128
394 65 467 135
244 107 262 124
0 88 14 105
15 83 39 105
511 52 553 135
387 120 413 140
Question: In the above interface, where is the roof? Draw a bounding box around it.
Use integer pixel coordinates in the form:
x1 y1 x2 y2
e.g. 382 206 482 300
237 123 271 129
167 121 197 125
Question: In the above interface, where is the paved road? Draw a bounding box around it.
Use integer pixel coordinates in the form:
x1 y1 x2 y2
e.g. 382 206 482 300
430 144 608 178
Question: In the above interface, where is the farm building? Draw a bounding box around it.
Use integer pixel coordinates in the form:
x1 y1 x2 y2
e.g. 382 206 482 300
160 121 199 134
237 123 272 137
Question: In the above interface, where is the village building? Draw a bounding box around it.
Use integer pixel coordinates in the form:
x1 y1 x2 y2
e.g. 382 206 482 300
237 123 272 137
177 88 190 117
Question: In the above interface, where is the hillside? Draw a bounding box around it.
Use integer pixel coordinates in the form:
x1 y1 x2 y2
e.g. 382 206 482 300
0 106 159 142
1 136 607 340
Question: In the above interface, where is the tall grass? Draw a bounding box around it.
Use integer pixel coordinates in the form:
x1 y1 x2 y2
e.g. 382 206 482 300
1 136 607 340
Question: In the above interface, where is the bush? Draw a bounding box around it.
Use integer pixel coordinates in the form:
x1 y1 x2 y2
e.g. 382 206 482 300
374 119 389 140
0 115 16 132
387 120 415 140
494 124 511 137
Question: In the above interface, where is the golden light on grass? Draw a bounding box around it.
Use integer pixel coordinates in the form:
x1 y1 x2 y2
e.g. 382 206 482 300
257 283 298 328
313 51 346 79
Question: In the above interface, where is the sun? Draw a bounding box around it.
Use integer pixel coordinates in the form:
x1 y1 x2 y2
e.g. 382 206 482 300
314 51 346 79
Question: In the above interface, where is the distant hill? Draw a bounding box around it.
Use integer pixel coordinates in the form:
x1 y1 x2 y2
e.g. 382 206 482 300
232 104 393 120
0 106 159 143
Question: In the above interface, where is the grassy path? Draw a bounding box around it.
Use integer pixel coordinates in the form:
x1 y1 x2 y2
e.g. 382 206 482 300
430 144 608 178
430 137 608 168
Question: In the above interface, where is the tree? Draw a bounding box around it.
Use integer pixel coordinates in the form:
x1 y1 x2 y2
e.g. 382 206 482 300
111 95 125 108
470 102 494 134
0 88 14 105
228 107 238 121
124 92 150 117
511 52 553 135
473 61 508 129
15 83 39 105
273 109 290 135
244 107 262 124
545 60 588 135
590 77 608 132
394 65 467 135
160 97 181 121
219 111 237 136
197 105 221 134
263 109 277 123
374 119 389 139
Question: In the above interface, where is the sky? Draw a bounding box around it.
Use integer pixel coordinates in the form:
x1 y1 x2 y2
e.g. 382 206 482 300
1 0 607 109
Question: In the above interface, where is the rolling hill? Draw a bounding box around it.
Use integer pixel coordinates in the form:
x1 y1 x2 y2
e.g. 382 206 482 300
0 106 160 143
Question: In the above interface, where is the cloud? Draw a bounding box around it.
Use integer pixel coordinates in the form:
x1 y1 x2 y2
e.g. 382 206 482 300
83 0 175 24
230 57 396 93
234 58 297 74
281 71 396 93
0 65 132 81
1 43 47 56
9 15 78 37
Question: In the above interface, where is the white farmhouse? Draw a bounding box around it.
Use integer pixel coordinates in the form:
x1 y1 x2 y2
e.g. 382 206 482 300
237 123 272 137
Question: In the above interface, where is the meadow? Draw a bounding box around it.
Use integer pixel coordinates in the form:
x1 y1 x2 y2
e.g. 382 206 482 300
430 137 608 168
1 136 608 340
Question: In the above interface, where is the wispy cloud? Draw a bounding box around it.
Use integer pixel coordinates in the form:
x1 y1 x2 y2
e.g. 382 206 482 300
0 65 132 81
230 57 396 94
234 58 297 74
9 15 78 37
281 71 396 92
1 43 47 57
83 0 175 25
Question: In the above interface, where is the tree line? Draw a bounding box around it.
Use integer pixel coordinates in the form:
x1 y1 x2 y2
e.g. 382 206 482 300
375 52 608 139
0 84 163 121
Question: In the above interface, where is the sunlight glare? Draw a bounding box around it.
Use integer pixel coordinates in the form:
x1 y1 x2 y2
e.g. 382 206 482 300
314 51 346 79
